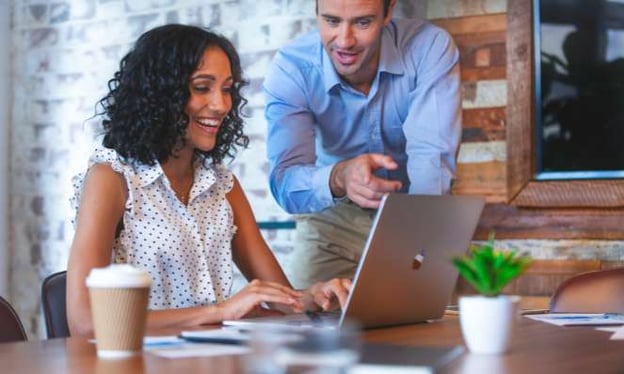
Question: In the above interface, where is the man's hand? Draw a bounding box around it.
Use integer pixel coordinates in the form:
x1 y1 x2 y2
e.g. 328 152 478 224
329 154 402 209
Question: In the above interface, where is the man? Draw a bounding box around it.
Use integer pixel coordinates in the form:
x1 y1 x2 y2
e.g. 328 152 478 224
264 0 462 289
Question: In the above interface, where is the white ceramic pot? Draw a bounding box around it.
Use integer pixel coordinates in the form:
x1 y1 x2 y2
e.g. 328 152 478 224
459 295 520 354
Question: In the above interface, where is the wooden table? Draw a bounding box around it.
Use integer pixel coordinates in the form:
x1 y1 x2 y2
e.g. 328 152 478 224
366 316 624 373
2 315 624 373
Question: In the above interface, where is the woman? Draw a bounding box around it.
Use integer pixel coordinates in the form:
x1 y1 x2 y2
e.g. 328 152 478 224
67 24 350 336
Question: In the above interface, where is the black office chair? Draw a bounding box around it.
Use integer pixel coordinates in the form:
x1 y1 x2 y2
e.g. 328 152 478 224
549 268 624 313
0 296 27 343
41 270 70 338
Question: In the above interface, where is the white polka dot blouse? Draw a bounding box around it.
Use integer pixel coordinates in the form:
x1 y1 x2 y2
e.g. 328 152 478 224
71 146 236 309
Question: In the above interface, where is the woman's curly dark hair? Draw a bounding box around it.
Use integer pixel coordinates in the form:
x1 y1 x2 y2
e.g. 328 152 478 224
97 24 249 165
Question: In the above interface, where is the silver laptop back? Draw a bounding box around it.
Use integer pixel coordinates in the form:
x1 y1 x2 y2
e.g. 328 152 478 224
223 193 485 330
339 193 485 328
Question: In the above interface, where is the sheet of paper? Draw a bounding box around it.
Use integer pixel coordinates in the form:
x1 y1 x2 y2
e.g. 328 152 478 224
608 326 624 340
147 342 251 358
525 313 624 326
593 325 624 340
595 327 622 333
143 336 185 347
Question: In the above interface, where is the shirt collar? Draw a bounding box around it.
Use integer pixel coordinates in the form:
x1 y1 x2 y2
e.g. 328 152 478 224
136 158 217 194
192 161 218 194
378 23 404 76
135 162 163 187
321 44 341 93
321 23 404 93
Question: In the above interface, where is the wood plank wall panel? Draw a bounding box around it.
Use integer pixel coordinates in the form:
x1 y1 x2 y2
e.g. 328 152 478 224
431 14 508 202
462 107 506 142
475 204 624 240
453 162 507 203
505 0 534 203
514 181 624 208
456 259 624 297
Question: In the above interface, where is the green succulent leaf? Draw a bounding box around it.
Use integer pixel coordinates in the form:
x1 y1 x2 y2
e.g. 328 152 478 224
451 232 532 297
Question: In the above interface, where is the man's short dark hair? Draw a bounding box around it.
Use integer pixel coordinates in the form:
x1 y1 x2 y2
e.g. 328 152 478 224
315 0 391 17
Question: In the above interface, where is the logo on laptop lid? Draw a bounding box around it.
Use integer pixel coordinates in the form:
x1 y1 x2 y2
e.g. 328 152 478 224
412 250 426 270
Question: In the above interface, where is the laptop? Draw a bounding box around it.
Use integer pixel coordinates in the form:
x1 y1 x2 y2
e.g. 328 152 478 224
223 193 485 330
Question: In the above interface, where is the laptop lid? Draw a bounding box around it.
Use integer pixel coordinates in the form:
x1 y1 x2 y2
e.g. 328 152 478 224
224 193 485 330
338 193 485 329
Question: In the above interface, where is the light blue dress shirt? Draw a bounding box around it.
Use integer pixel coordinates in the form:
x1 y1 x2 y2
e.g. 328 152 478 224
264 19 462 214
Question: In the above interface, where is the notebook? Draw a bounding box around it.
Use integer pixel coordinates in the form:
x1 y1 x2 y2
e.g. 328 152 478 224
224 193 485 330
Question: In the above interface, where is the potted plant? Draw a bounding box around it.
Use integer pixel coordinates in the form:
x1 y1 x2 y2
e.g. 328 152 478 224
451 234 532 354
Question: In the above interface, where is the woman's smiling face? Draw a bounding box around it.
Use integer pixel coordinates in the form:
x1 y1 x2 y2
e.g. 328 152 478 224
184 46 233 152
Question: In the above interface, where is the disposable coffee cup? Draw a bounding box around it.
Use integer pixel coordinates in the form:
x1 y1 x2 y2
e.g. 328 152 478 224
86 264 152 359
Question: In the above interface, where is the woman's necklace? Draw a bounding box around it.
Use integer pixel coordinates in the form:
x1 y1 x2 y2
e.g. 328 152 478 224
164 153 195 206
177 189 190 205
172 175 194 206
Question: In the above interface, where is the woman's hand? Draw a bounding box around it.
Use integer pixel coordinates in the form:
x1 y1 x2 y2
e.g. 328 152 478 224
218 279 304 320
305 278 352 312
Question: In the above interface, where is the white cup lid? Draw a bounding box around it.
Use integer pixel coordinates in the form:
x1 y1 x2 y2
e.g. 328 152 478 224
86 264 152 288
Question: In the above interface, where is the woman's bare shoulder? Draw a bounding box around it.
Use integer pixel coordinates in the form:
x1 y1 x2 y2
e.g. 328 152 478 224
83 162 127 195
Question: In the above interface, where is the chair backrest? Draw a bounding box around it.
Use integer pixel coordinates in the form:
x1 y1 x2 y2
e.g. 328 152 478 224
549 267 624 313
0 296 27 343
41 270 70 338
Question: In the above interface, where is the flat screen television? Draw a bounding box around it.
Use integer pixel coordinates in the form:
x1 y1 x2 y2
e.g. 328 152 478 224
534 0 624 180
